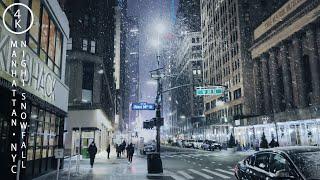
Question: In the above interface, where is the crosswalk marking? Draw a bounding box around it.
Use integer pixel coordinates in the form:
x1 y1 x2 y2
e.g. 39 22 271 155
211 162 215 163
202 169 230 179
177 171 194 179
229 169 234 171
215 169 234 175
165 170 185 180
188 169 213 179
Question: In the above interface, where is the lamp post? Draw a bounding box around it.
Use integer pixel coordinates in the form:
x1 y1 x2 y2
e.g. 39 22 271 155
146 22 166 174
155 30 162 153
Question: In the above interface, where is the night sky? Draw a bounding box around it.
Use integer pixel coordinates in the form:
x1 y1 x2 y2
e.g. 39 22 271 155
127 0 179 120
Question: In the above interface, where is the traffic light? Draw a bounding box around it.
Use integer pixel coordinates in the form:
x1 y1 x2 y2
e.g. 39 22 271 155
153 117 164 126
143 119 155 129
143 118 164 129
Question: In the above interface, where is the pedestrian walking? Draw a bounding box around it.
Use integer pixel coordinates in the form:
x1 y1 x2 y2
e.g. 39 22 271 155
128 143 134 163
121 140 126 155
126 144 129 158
88 141 97 168
116 144 121 158
106 144 111 159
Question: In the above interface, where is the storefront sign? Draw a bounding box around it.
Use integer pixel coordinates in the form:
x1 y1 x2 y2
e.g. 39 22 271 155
254 0 307 39
82 132 94 138
0 27 68 112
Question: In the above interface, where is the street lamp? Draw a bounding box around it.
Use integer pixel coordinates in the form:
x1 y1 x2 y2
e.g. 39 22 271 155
147 21 167 174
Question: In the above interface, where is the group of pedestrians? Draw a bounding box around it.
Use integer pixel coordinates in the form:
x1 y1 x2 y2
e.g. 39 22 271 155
87 140 135 168
115 140 135 163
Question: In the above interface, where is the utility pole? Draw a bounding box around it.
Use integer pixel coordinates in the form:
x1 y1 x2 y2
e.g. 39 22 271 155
155 33 162 153
145 32 163 174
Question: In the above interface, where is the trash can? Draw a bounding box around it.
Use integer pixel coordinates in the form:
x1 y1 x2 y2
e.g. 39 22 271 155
147 152 163 174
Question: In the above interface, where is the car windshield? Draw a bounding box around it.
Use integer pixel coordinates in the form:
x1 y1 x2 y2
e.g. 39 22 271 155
290 150 320 179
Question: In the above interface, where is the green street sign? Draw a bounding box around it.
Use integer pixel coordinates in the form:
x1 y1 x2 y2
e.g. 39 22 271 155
196 87 224 96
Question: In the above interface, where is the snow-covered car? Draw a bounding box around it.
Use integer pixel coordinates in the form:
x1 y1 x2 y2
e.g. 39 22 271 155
142 141 156 155
234 146 320 180
201 140 211 150
183 139 195 148
176 139 183 147
201 140 221 151
193 140 204 149
210 141 222 151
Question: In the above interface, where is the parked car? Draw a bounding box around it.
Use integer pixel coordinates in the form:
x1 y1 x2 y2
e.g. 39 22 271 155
183 139 195 148
210 141 222 151
234 146 320 180
193 140 204 149
201 140 211 150
175 139 183 147
142 141 156 155
202 140 221 151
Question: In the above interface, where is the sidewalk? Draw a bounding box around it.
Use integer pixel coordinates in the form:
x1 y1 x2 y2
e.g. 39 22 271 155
33 150 154 180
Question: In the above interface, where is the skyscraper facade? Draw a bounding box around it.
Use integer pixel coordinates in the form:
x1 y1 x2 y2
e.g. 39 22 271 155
64 0 116 155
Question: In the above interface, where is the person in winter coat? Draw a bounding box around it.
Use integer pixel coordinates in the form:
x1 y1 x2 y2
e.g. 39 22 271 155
106 144 111 159
121 140 126 155
116 144 121 158
126 145 130 158
88 141 97 168
128 143 134 163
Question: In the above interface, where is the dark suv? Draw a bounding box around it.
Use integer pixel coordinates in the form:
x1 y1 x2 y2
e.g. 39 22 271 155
234 146 320 180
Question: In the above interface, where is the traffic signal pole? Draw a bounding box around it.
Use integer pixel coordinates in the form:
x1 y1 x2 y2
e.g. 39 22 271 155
144 34 163 175
155 32 161 153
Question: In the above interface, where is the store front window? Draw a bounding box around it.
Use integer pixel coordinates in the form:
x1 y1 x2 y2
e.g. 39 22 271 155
0 0 63 77
234 119 320 148
27 105 63 175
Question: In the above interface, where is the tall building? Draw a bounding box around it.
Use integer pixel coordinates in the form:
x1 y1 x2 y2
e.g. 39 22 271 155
176 0 201 32
172 32 204 139
167 0 202 139
64 0 116 155
114 0 128 142
0 0 69 178
200 0 287 142
235 0 320 147
126 16 140 133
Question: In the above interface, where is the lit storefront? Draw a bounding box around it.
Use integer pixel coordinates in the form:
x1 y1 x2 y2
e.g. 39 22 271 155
206 124 233 143
66 109 113 157
246 0 320 148
234 119 320 147
0 0 69 179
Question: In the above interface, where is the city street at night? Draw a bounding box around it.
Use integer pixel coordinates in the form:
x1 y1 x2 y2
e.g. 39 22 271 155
35 147 249 180
1 0 320 179
157 147 248 180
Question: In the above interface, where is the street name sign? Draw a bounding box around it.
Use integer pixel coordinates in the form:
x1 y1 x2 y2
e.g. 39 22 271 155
132 102 156 110
196 86 224 96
